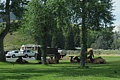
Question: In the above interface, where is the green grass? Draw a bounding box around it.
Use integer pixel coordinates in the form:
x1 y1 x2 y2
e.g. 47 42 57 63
0 56 120 80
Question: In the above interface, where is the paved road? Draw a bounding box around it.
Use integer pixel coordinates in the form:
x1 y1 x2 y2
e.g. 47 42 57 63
6 57 35 62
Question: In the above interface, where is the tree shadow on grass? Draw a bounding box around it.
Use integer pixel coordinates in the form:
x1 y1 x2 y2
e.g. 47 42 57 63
0 73 43 80
0 60 120 79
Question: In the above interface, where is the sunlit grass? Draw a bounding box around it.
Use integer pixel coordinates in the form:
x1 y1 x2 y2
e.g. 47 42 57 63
0 56 120 80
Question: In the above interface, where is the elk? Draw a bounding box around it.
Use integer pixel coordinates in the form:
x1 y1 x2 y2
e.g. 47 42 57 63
46 58 58 64
87 48 94 58
87 56 106 64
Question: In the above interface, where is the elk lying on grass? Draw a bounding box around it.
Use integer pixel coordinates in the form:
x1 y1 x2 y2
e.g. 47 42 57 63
71 56 106 64
46 58 58 64
92 57 106 64
71 56 92 63
15 58 29 64
87 56 106 64
72 56 80 63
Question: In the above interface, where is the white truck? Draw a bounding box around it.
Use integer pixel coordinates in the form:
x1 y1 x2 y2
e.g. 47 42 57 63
58 49 67 58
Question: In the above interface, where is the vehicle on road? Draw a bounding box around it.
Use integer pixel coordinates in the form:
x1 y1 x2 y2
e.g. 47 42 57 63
18 50 36 58
6 50 19 58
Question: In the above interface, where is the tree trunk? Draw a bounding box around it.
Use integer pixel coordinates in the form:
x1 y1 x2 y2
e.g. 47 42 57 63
80 0 87 68
41 27 47 65
41 0 48 65
35 47 41 60
0 38 6 61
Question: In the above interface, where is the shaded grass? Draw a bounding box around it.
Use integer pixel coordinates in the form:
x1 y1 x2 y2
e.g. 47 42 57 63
0 56 120 80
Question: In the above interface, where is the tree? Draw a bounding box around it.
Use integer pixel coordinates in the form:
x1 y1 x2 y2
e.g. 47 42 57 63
22 0 58 64
0 0 10 61
71 0 115 67
22 0 72 64
0 0 28 61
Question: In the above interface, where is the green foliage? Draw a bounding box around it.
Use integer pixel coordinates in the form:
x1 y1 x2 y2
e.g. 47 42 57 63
0 23 5 33
9 20 21 33
91 27 114 49
72 24 80 47
50 0 72 49
71 0 115 30
65 27 75 50
10 0 29 19
85 0 115 30
111 32 120 49
87 30 97 48
22 0 55 42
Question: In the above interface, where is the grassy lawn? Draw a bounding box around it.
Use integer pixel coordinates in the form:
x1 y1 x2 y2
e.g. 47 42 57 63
0 56 120 80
